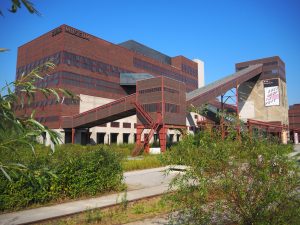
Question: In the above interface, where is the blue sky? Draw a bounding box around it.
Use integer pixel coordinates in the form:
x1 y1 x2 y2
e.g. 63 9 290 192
1 0 299 105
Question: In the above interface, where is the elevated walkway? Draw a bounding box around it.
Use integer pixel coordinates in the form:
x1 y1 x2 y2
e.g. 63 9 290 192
60 64 263 129
186 64 263 106
61 94 136 128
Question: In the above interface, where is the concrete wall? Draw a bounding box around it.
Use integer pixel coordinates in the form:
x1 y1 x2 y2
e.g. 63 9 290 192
238 78 289 125
193 59 205 88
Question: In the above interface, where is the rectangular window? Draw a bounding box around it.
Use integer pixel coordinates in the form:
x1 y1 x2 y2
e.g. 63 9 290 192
123 122 131 128
111 122 120 128
165 103 179 113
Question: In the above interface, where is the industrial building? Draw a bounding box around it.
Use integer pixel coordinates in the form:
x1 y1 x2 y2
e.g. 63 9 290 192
15 24 204 148
15 24 293 151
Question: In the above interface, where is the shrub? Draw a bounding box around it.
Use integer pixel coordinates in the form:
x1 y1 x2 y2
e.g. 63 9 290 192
0 145 123 211
163 131 300 225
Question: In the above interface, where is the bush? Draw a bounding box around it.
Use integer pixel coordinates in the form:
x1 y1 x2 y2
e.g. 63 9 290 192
0 144 123 211
163 131 300 225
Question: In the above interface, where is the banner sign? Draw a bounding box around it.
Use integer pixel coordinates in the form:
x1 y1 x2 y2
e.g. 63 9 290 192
263 79 280 106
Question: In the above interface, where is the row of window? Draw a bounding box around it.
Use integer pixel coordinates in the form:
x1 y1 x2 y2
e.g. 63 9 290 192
182 64 198 77
34 116 137 128
138 86 180 95
16 52 61 79
35 73 60 88
94 132 181 145
290 123 300 126
165 103 180 113
139 87 161 94
142 103 180 113
263 69 279 75
16 51 199 91
133 58 198 88
164 87 180 94
16 50 133 80
142 103 161 113
33 71 126 95
237 62 283 73
14 98 79 111
63 51 132 77
61 77 124 95
263 61 278 66
36 116 60 123
289 114 300 117
97 122 136 128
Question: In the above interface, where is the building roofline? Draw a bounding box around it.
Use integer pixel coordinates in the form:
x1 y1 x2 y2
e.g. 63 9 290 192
235 56 284 67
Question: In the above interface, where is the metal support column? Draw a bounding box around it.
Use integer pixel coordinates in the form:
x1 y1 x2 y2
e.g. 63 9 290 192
220 94 225 140
247 121 252 139
86 128 90 145
159 125 167 152
71 128 75 144
236 84 241 142
136 125 143 145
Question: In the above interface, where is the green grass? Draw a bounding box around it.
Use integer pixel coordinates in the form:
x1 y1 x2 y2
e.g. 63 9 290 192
122 155 164 171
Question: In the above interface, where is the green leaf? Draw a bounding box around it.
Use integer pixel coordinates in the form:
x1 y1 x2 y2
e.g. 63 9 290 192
0 166 12 181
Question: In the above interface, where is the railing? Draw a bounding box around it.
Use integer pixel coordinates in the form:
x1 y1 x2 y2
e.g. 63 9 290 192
74 93 136 119
134 102 154 126
60 93 136 128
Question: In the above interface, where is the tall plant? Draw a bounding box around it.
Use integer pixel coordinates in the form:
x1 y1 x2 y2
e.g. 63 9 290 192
0 62 74 180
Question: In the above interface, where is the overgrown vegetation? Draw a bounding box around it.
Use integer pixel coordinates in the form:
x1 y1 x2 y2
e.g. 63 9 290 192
162 131 300 225
0 62 75 180
0 143 167 211
0 144 124 211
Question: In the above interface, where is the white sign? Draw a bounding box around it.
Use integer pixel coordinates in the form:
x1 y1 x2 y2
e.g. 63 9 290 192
264 86 280 106
263 79 280 107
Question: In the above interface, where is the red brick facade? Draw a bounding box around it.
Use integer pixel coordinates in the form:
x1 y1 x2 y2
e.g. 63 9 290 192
15 25 198 128
289 104 300 130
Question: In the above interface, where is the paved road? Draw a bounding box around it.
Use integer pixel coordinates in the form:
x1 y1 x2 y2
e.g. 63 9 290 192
0 167 181 225
294 144 300 152
124 167 176 191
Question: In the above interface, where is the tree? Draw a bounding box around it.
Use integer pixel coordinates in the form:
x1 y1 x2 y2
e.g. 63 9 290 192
0 0 40 16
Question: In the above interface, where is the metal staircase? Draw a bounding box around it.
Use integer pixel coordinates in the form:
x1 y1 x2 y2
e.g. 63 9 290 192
133 102 154 126
132 103 162 156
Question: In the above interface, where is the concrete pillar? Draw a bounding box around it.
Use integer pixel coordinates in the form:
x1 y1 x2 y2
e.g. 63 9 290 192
117 132 122 144
282 130 288 144
193 59 205 88
129 132 135 144
294 133 299 144
107 133 110 145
